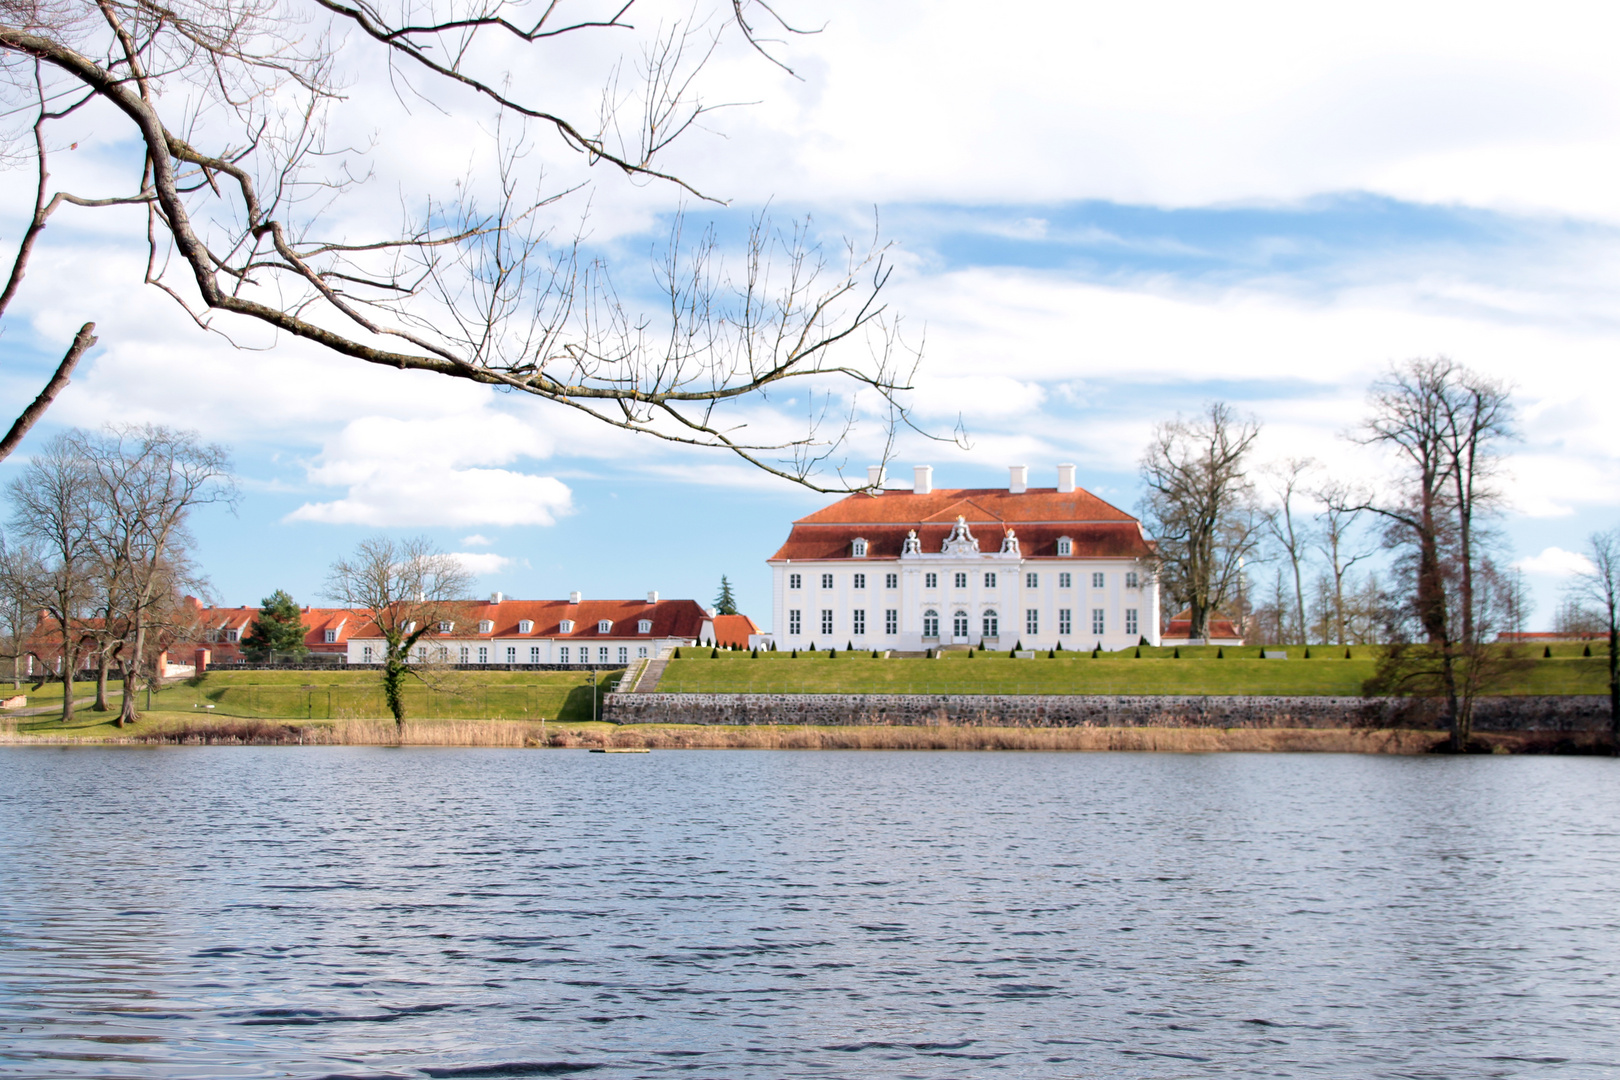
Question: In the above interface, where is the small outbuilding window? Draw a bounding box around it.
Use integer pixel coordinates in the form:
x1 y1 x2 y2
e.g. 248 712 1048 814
1056 536 1072 556
438 620 454 632
598 619 613 633
638 619 652 633
559 619 574 634
324 629 337 644
518 620 534 634
478 620 493 633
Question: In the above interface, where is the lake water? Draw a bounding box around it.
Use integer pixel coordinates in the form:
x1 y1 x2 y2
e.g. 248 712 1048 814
1 748 1617 1079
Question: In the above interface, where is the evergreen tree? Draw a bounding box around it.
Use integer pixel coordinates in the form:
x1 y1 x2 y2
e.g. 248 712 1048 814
244 590 307 657
714 576 739 616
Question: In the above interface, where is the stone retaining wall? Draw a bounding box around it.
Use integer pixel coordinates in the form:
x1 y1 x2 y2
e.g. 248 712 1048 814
603 692 1611 732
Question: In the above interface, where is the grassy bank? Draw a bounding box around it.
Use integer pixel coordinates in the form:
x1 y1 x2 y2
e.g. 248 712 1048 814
655 647 1609 696
2 713 1607 754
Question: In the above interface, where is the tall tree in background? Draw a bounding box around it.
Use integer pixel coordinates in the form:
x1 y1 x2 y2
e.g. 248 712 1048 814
1263 458 1315 644
1353 357 1516 750
79 426 235 727
326 537 473 739
0 537 43 689
244 590 309 659
1139 402 1264 641
0 1 927 486
6 434 94 722
1569 529 1620 748
1311 478 1375 647
714 576 739 616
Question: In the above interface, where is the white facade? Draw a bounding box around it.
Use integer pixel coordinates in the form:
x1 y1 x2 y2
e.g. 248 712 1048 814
771 515 1159 652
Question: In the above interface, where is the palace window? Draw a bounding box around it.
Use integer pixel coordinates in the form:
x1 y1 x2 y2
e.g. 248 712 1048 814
983 610 999 638
789 573 802 589
953 572 968 589
559 646 570 663
559 619 574 634
1092 608 1105 635
789 609 802 635
478 646 488 663
530 646 541 663
983 572 997 589
1026 608 1039 635
638 619 652 633
1059 608 1072 636
925 572 938 589
821 609 834 636
885 609 898 635
598 620 612 633
518 620 533 634
1126 608 1139 636
1126 571 1140 589
852 538 868 557
459 646 469 663
821 573 834 589
1057 536 1073 556
923 609 939 637
885 572 898 589
618 646 629 664
853 573 866 590
1025 572 1038 588
598 646 609 664
952 610 969 638
852 609 866 636
1092 572 1105 589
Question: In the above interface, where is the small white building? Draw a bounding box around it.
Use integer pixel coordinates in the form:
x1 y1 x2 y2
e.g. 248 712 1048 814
345 592 715 667
768 465 1160 652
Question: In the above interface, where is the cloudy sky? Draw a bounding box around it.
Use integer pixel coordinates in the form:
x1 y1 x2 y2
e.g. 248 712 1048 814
1 0 1616 627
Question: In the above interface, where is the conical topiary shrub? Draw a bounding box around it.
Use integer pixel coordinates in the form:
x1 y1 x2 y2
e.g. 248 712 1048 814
790 648 797 658
751 647 759 658
871 650 879 659
710 648 719 659
1173 647 1180 659
967 648 975 658
1304 646 1311 659
1217 647 1224 659
1345 647 1351 659
1585 643 1593 657
1545 645 1553 658
1048 649 1055 658
829 648 837 659
1133 646 1141 658
672 647 681 659
847 641 854 652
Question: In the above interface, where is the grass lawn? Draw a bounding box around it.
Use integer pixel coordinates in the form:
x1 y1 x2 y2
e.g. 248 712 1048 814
656 646 1612 696
8 668 622 731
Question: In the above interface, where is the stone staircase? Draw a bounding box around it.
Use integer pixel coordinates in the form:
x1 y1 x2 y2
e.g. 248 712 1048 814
625 646 676 693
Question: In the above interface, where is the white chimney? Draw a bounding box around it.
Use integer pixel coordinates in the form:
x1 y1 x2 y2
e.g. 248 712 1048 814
1057 463 1076 493
568 590 581 604
1009 465 1028 494
913 465 933 494
647 590 659 604
490 591 503 604
867 464 886 491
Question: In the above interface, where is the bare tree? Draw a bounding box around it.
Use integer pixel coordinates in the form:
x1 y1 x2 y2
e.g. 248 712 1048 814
1139 402 1264 642
325 536 474 738
1569 529 1620 747
78 426 235 727
0 1 931 483
1311 478 1375 646
1501 567 1532 639
1262 457 1314 644
0 536 44 689
5 433 95 721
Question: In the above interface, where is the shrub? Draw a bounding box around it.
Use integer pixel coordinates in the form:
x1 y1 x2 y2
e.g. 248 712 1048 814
847 641 854 652
808 642 817 653
1173 647 1180 659
1014 640 1024 652
1133 646 1141 658
828 649 837 658
1345 647 1352 659
925 648 934 659
1055 642 1063 652
1304 646 1312 659
1138 635 1148 646
751 647 759 658
672 648 681 659
1217 647 1224 659
967 648 974 658
710 648 719 659
790 649 797 658
871 650 879 659
1545 645 1553 658
1091 645 1100 658
770 641 777 651
1047 649 1055 658
1585 643 1593 657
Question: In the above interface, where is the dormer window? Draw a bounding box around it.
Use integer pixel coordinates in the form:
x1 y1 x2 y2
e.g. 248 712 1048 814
638 619 652 634
226 628 240 642
518 620 533 634
438 621 454 633
478 620 493 633
597 620 612 633
852 537 868 557
559 619 574 634
323 629 337 644
1056 536 1073 556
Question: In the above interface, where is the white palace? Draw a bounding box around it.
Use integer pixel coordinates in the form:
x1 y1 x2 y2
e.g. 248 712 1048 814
768 465 1161 652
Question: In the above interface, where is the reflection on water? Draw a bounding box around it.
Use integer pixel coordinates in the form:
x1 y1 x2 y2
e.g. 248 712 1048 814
0 747 1617 1078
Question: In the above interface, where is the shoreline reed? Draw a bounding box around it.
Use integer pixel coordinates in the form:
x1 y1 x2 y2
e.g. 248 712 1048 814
1 717 1612 753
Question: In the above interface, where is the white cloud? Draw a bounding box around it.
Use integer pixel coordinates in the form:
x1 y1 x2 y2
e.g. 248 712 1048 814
461 534 494 547
451 551 513 575
1515 547 1596 578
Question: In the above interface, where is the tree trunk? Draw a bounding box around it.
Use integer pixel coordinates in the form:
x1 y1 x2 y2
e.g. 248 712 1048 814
60 643 74 724
1609 625 1619 755
383 644 407 743
94 649 109 711
1441 642 1464 752
116 626 144 728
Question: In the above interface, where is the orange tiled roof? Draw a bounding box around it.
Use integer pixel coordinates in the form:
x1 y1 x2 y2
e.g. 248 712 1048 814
349 598 713 641
1164 607 1242 640
711 613 761 648
771 487 1152 561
